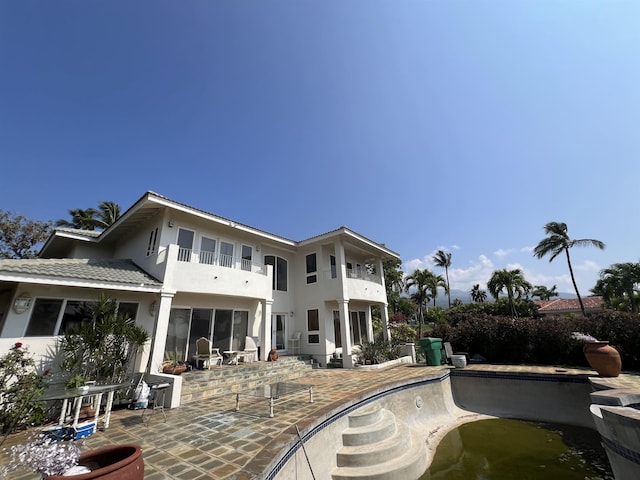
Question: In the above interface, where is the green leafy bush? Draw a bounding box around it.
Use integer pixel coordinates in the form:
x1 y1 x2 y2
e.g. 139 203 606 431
0 343 48 434
432 311 640 370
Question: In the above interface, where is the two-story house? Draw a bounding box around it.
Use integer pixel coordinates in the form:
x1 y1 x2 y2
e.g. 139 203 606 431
0 191 400 373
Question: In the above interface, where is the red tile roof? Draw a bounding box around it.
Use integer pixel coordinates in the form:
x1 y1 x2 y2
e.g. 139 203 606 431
536 296 604 312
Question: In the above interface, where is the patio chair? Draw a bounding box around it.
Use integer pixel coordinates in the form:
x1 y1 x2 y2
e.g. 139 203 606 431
289 331 301 355
239 336 258 363
194 337 223 369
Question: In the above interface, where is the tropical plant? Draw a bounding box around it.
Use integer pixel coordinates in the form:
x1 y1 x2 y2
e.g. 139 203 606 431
470 284 487 303
0 343 48 436
0 210 52 259
425 271 447 307
487 269 532 317
55 208 99 230
55 202 121 231
531 285 559 301
592 262 640 312
383 259 405 314
534 221 605 316
58 294 149 385
433 250 452 307
405 268 432 338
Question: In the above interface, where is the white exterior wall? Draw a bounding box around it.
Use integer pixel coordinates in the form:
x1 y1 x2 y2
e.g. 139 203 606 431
0 284 156 374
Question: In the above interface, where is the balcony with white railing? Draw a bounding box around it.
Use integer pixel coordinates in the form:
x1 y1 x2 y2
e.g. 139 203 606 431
167 245 271 297
321 268 386 302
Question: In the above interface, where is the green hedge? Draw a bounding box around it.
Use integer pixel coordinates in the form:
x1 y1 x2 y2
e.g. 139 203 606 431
431 311 640 371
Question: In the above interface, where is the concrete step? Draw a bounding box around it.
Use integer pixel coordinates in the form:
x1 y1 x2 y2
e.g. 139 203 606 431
179 356 312 404
341 408 397 446
332 406 427 480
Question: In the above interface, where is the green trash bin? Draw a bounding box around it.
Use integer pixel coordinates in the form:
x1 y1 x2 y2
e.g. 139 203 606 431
419 337 443 366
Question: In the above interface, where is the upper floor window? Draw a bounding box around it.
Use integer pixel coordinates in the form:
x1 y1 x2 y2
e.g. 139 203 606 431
306 253 317 284
330 255 337 279
241 245 252 271
264 255 288 291
146 228 158 256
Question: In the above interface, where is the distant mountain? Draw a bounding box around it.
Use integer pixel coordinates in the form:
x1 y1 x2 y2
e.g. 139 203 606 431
430 289 578 308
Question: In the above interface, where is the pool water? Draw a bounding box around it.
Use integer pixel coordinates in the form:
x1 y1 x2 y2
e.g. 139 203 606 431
421 418 614 480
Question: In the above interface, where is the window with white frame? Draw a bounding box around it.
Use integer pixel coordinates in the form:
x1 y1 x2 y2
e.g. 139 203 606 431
306 253 317 284
147 228 158 256
307 309 319 344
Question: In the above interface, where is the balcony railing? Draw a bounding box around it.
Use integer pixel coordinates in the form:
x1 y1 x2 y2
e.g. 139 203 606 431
177 248 266 275
323 269 382 284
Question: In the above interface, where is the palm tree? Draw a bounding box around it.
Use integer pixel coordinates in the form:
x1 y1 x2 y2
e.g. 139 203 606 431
534 221 605 316
405 269 432 338
592 262 640 312
531 285 559 301
470 284 487 303
425 271 447 307
487 269 531 317
94 201 121 229
433 250 452 307
55 208 99 230
383 259 405 314
55 202 121 231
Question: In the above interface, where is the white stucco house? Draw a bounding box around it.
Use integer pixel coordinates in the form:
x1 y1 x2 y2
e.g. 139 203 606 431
0 191 399 375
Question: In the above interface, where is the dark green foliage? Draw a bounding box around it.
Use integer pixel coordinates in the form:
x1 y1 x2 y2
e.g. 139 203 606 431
59 294 149 385
0 343 47 434
432 311 640 370
358 340 402 365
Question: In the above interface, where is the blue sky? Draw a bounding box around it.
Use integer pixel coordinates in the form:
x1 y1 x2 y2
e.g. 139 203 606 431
1 1 639 298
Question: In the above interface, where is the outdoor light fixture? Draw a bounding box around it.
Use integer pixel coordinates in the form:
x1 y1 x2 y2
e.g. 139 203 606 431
13 293 32 314
149 301 157 316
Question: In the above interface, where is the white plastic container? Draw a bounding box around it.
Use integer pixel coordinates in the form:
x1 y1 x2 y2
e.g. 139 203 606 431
452 354 467 368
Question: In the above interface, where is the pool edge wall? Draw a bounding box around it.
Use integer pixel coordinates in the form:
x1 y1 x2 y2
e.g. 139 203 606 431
265 368 599 480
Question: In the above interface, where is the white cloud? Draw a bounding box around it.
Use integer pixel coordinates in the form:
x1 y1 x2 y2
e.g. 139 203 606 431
494 248 513 258
448 254 495 291
520 245 534 253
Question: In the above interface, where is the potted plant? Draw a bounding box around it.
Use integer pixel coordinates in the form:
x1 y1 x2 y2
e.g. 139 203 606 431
161 352 187 375
3 432 144 479
572 332 622 377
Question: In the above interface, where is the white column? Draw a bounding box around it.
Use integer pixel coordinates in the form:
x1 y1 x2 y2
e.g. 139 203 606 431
380 303 391 341
261 299 273 361
148 291 175 373
339 299 354 368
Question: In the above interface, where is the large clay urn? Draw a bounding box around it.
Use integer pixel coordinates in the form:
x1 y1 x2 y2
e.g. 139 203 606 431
46 444 144 480
583 341 622 377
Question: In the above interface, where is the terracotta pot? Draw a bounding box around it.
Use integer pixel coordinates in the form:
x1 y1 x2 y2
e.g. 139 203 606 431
46 444 144 480
162 364 187 375
583 341 621 377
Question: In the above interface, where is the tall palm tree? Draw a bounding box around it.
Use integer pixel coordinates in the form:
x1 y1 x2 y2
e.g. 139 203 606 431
487 268 531 317
383 259 405 314
534 221 605 316
405 268 432 338
593 262 640 312
531 285 559 301
433 250 452 307
425 271 447 307
470 284 487 303
55 202 121 231
94 201 121 229
55 208 99 230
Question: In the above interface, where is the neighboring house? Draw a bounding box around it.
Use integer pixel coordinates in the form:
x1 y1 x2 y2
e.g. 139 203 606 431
535 296 604 316
0 191 399 376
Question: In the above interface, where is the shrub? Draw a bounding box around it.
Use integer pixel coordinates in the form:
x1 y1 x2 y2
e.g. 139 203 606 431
0 343 48 434
432 311 640 370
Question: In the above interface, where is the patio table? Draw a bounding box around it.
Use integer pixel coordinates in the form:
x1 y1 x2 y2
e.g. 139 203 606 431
224 350 241 365
235 381 313 418
38 383 123 430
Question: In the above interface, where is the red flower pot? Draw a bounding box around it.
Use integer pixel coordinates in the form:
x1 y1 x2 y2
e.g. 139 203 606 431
46 444 144 480
583 341 622 377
